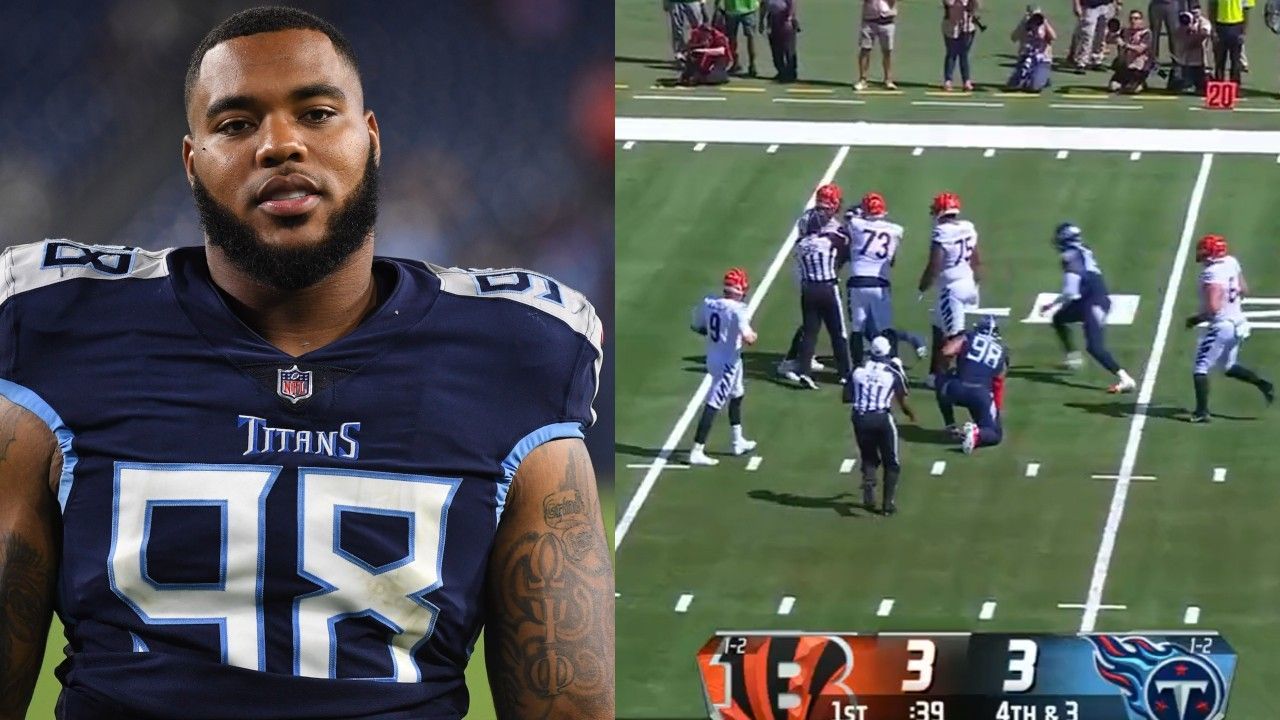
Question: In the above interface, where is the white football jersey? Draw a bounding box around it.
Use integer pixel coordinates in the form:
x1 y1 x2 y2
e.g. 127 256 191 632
931 219 979 287
692 295 752 364
1200 255 1245 322
847 215 904 281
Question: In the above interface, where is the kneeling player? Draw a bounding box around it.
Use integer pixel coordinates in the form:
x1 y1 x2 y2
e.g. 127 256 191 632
937 315 1007 454
1184 234 1275 422
1038 222 1136 393
690 268 759 465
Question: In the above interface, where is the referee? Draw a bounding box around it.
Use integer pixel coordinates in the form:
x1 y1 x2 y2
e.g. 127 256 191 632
793 216 852 389
850 336 915 515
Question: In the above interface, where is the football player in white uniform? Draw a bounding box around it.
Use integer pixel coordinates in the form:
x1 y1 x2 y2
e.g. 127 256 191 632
917 192 981 388
845 192 904 368
689 267 759 465
1184 234 1274 423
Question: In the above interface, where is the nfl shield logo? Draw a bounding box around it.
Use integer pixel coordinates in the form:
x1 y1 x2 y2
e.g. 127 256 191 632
277 365 313 404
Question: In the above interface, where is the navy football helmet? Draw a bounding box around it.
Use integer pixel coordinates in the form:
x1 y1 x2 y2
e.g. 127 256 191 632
1054 222 1083 250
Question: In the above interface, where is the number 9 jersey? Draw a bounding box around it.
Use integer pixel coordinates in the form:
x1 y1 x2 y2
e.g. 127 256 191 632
0 241 603 719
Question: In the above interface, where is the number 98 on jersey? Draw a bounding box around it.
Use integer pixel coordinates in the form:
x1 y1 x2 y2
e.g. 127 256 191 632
695 631 1235 720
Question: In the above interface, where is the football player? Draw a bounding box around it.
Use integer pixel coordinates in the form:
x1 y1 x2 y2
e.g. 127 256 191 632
0 9 611 720
778 183 844 380
1183 234 1274 422
1037 222 1137 393
845 192 905 367
918 192 981 388
690 268 759 465
937 315 1008 453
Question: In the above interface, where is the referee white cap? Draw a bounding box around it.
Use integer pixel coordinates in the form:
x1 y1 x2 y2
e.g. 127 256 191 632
869 336 892 358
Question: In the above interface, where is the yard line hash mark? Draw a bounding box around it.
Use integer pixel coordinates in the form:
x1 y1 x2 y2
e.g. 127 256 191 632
979 601 996 620
746 456 762 471
1213 467 1226 483
877 598 895 617
622 141 635 150
767 144 779 153
777 596 795 615
1080 152 1214 634
1185 606 1201 624
693 142 706 152
675 594 694 613
931 461 946 476
840 458 856 473
614 145 852 550
1056 150 1069 159
1026 462 1040 477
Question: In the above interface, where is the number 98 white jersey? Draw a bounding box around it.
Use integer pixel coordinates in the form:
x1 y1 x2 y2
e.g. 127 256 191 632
847 216 904 282
693 295 752 365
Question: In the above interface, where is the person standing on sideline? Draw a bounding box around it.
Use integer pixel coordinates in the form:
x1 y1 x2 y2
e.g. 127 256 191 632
689 268 759 465
942 0 981 90
718 0 761 75
857 0 900 89
1169 3 1213 93
763 0 800 81
1148 0 1184 63
1074 0 1119 68
1210 0 1246 82
666 0 708 61
850 336 915 515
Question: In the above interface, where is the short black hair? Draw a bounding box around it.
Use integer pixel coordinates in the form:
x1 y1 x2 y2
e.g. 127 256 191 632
184 6 361 111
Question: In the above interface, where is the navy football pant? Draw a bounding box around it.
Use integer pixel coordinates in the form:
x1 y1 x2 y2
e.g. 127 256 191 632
938 379 1003 446
1053 299 1121 374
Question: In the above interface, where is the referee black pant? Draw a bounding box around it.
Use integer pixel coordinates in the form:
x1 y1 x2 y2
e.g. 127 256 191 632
797 281 852 379
853 410 900 504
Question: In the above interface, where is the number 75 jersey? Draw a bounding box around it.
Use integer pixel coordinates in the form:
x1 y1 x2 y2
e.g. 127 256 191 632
0 242 602 719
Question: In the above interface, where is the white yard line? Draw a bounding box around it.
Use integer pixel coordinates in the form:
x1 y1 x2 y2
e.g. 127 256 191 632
1079 152 1215 634
614 145 853 550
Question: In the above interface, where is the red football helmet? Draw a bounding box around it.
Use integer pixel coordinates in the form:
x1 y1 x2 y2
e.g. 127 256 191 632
861 192 887 217
1196 234 1228 262
723 267 749 296
931 192 962 218
815 183 843 212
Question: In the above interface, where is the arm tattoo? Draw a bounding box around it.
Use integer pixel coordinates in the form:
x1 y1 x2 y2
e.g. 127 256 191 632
489 442 614 719
0 532 55 717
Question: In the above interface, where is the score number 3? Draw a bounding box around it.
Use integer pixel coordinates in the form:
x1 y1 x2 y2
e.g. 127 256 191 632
901 638 1040 693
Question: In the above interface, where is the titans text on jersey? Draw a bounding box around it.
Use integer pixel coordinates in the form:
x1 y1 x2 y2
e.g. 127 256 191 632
0 240 602 720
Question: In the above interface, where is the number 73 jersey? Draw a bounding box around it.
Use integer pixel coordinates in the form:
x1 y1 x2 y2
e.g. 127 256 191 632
0 242 602 719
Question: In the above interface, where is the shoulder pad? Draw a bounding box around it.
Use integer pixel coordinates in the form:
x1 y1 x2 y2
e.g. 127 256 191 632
1 240 172 306
430 265 602 353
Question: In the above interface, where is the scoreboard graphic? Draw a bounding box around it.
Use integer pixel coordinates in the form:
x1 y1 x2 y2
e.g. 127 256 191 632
695 631 1236 720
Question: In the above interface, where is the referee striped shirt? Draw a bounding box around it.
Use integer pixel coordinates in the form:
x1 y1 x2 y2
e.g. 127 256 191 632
851 359 907 413
794 232 841 283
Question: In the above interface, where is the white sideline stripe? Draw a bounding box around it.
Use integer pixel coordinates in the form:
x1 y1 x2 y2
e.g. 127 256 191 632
1091 474 1157 481
1185 606 1201 624
778 596 796 615
1026 462 1040 477
693 142 707 152
614 145 852 550
1059 602 1127 610
1057 150 1069 159
622 141 636 150
633 95 727 102
983 148 996 157
979 601 997 620
616 117 1280 155
767 144 779 153
675 594 694 613
840 458 856 473
931 461 946 476
746 456 762 471
1213 467 1226 483
1080 152 1215 634
626 463 690 469
1130 151 1142 160
877 598 895 617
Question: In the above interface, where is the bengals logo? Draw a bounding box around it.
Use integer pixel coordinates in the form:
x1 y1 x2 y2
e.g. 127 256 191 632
697 635 857 719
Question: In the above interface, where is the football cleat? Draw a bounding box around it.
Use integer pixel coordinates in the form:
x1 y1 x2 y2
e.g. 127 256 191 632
688 448 720 466
809 358 826 371
775 359 795 377
731 438 758 456
944 424 961 439
1261 381 1275 406
961 422 979 454
797 374 819 390
861 483 876 509
1107 376 1136 394
882 500 897 516
915 344 928 359
1062 352 1084 371
1188 413 1211 424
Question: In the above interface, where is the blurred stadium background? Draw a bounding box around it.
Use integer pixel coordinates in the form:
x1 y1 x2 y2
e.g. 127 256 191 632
1 1 612 718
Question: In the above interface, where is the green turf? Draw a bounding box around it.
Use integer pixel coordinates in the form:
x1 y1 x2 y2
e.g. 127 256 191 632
618 0 1280 128
25 488 615 719
615 143 1279 717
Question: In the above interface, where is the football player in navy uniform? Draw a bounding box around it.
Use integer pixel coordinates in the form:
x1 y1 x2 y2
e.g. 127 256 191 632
937 315 1008 454
1038 222 1137 393
0 8 611 720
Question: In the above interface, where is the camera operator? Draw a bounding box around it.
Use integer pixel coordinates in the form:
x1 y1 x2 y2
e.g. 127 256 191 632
677 21 733 85
1169 3 1212 92
941 0 983 90
1108 10 1154 92
1008 6 1056 92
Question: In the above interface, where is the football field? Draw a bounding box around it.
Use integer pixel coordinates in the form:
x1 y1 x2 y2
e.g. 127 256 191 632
615 122 1280 717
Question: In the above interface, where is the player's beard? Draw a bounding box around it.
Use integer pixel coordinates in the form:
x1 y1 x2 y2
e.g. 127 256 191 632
192 145 379 291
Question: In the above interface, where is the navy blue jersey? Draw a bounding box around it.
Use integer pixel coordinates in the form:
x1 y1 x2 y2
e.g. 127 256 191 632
955 330 1008 385
0 241 601 720
1060 242 1109 305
